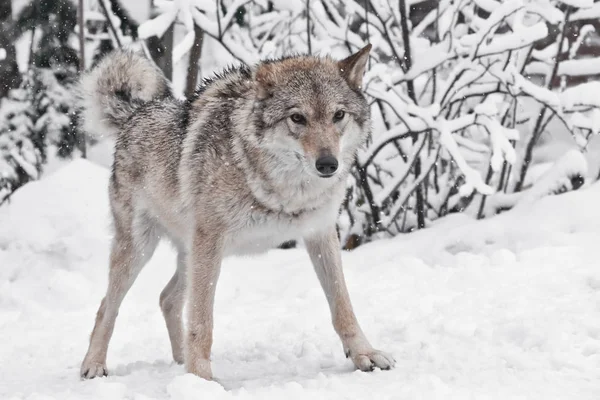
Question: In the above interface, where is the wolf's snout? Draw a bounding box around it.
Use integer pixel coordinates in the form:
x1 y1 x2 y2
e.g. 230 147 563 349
315 155 338 177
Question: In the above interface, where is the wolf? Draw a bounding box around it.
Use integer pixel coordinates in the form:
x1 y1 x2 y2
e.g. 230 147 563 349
79 44 394 380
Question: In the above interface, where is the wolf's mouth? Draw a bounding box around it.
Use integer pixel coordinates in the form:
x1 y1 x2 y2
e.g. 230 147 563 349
317 172 336 179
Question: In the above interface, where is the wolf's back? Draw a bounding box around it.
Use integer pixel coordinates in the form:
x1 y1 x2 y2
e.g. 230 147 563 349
80 51 171 138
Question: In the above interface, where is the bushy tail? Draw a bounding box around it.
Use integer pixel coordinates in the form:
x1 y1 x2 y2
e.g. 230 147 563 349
80 50 171 138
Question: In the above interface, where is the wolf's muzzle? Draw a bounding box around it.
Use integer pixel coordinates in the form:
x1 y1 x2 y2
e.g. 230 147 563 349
316 155 338 177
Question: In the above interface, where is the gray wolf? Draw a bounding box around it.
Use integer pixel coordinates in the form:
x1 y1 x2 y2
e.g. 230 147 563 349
79 44 394 380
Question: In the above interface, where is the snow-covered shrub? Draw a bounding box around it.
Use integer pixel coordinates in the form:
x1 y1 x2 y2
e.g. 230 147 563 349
123 0 600 247
479 149 587 216
328 0 600 246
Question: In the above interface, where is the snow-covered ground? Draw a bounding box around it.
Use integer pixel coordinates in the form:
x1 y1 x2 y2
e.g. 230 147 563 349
1 159 600 399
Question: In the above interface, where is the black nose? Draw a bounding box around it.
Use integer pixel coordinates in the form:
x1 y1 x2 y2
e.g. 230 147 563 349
315 155 338 177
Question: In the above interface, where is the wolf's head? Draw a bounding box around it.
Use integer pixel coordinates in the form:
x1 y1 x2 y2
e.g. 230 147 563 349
250 45 372 180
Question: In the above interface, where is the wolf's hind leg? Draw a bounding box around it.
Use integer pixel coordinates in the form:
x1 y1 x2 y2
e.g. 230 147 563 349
81 214 160 379
160 250 186 364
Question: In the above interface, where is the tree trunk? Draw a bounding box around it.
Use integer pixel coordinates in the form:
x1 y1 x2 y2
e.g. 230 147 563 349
184 25 204 98
399 0 426 229
78 0 85 72
306 0 311 54
146 29 173 80
0 1 20 98
146 4 174 81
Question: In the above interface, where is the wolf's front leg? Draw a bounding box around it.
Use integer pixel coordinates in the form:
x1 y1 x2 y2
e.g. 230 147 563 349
304 227 395 372
185 228 224 380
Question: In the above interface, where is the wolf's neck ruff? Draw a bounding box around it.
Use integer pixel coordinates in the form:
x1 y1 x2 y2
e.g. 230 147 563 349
231 130 347 217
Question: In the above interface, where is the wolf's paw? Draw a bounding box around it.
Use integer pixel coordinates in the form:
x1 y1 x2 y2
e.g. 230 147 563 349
80 360 108 379
172 346 185 365
186 358 213 381
346 348 395 371
173 352 185 365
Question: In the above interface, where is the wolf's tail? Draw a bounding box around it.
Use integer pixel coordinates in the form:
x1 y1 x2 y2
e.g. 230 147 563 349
80 50 171 138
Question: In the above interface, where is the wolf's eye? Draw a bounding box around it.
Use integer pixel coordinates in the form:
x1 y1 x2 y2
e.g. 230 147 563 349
290 113 306 125
333 110 345 122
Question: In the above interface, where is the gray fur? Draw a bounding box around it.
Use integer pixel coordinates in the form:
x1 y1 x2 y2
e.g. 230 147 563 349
80 51 172 138
80 45 394 380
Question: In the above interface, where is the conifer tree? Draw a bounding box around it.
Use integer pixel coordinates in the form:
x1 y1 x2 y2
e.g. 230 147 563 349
0 75 41 204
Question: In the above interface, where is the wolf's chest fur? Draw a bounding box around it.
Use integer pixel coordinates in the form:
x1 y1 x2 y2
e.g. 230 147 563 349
224 198 341 256
141 173 343 256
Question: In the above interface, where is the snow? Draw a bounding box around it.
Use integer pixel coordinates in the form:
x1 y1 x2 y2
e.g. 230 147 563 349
172 30 196 65
571 2 600 20
476 21 548 57
8 148 38 179
518 149 587 202
527 58 600 78
439 124 494 195
138 10 178 40
559 0 593 8
2 159 600 399
561 81 600 110
477 149 588 216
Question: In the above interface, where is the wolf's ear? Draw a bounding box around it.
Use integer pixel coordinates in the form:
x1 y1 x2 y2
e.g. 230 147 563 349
338 44 372 91
254 63 276 100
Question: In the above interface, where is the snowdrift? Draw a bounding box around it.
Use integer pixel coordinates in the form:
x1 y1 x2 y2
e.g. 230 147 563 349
1 159 600 399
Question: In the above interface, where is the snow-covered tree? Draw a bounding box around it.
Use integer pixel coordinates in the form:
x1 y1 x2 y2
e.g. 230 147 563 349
28 68 81 159
0 61 85 203
85 0 139 68
0 0 20 98
13 0 80 70
0 79 41 205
